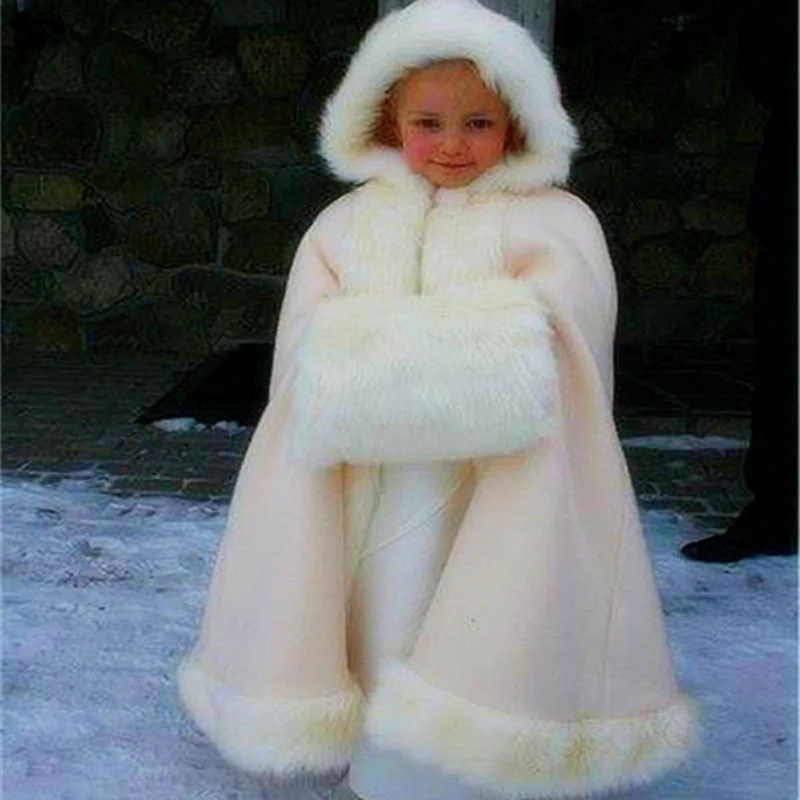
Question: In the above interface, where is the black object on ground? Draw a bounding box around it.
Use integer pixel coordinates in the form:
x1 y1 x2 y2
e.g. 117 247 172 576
135 343 274 427
681 501 799 562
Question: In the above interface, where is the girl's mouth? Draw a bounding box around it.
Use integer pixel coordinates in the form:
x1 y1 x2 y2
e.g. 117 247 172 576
434 162 473 169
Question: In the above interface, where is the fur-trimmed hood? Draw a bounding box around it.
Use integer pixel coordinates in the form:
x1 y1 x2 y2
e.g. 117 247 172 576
319 0 579 194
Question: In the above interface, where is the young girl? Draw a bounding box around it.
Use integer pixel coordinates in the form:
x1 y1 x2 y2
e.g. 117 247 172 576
177 1 700 797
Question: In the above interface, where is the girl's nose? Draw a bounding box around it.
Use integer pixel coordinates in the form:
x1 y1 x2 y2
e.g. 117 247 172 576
440 133 468 155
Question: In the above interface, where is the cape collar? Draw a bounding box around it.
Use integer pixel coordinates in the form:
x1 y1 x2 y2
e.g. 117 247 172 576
352 149 567 200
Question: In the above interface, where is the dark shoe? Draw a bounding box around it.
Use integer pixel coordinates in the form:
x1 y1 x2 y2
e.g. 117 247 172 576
681 502 798 563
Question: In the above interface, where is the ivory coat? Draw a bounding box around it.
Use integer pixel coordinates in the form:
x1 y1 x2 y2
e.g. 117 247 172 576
177 2 700 797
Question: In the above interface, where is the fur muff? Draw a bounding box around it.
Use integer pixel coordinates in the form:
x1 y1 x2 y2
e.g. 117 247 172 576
364 662 700 799
319 0 579 193
289 278 558 467
177 657 365 776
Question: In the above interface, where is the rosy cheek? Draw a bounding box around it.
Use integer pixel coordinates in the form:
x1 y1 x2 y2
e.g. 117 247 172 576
402 133 436 166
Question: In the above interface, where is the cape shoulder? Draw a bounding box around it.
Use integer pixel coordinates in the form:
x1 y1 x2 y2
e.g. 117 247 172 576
507 188 618 324
507 188 612 268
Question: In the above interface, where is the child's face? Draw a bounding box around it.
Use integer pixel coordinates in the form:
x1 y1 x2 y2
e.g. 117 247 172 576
391 61 511 188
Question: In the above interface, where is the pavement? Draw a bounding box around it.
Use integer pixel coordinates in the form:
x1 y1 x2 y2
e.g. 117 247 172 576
1 347 754 535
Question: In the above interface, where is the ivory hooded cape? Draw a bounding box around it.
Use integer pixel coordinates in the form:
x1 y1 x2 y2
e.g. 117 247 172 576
177 1 700 797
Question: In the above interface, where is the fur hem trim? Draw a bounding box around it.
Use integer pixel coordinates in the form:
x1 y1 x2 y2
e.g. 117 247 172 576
290 278 558 467
319 0 578 192
364 662 701 799
177 656 365 776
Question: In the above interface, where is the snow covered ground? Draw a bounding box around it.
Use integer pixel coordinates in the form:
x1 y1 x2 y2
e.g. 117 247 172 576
620 435 748 451
2 473 796 799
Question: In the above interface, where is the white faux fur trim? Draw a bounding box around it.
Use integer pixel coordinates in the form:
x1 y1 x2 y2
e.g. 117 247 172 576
289 278 558 467
365 662 701 799
177 656 365 776
319 0 579 193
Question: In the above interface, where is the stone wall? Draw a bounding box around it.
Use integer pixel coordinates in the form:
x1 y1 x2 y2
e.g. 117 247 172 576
559 0 766 346
2 0 371 356
2 0 767 356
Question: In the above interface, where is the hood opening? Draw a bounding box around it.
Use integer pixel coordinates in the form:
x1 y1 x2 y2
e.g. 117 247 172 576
319 0 579 194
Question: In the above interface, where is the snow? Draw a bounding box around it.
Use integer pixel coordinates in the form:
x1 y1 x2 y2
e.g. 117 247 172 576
2 474 796 799
149 417 250 435
147 420 750 454
620 435 748 451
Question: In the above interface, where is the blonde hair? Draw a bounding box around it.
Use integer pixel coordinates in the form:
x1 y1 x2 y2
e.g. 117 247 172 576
372 58 526 152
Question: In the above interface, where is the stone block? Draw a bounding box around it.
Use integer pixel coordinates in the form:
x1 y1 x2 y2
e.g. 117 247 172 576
61 248 147 319
683 49 733 111
690 237 754 299
207 307 247 344
675 118 727 155
79 203 119 254
85 297 212 356
177 160 221 190
161 56 244 107
32 42 85 93
714 305 754 343
2 259 59 305
724 91 769 145
6 305 84 354
704 153 759 200
85 40 158 107
169 264 285 307
4 99 100 166
221 165 272 223
110 0 209 54
168 264 286 342
619 289 718 345
3 208 16 258
97 111 135 163
223 219 293 273
124 192 213 267
263 165 344 228
82 164 172 213
8 173 84 212
622 199 680 243
58 0 109 38
569 156 638 214
186 103 299 161
135 111 189 161
218 0 286 26
628 240 689 289
307 22 365 55
290 0 366 26
570 107 614 157
238 31 310 99
293 52 351 148
592 83 657 132
628 153 703 198
18 216 81 267
554 42 599 102
680 197 747 236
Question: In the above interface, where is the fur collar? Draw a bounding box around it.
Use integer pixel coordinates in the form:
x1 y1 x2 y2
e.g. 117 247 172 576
319 0 579 195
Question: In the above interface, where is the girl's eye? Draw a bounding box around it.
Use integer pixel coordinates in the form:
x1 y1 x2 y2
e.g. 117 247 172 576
467 118 494 130
412 118 440 130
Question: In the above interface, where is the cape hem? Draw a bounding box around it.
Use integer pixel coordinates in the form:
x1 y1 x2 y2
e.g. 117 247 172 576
177 655 365 776
364 661 701 799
